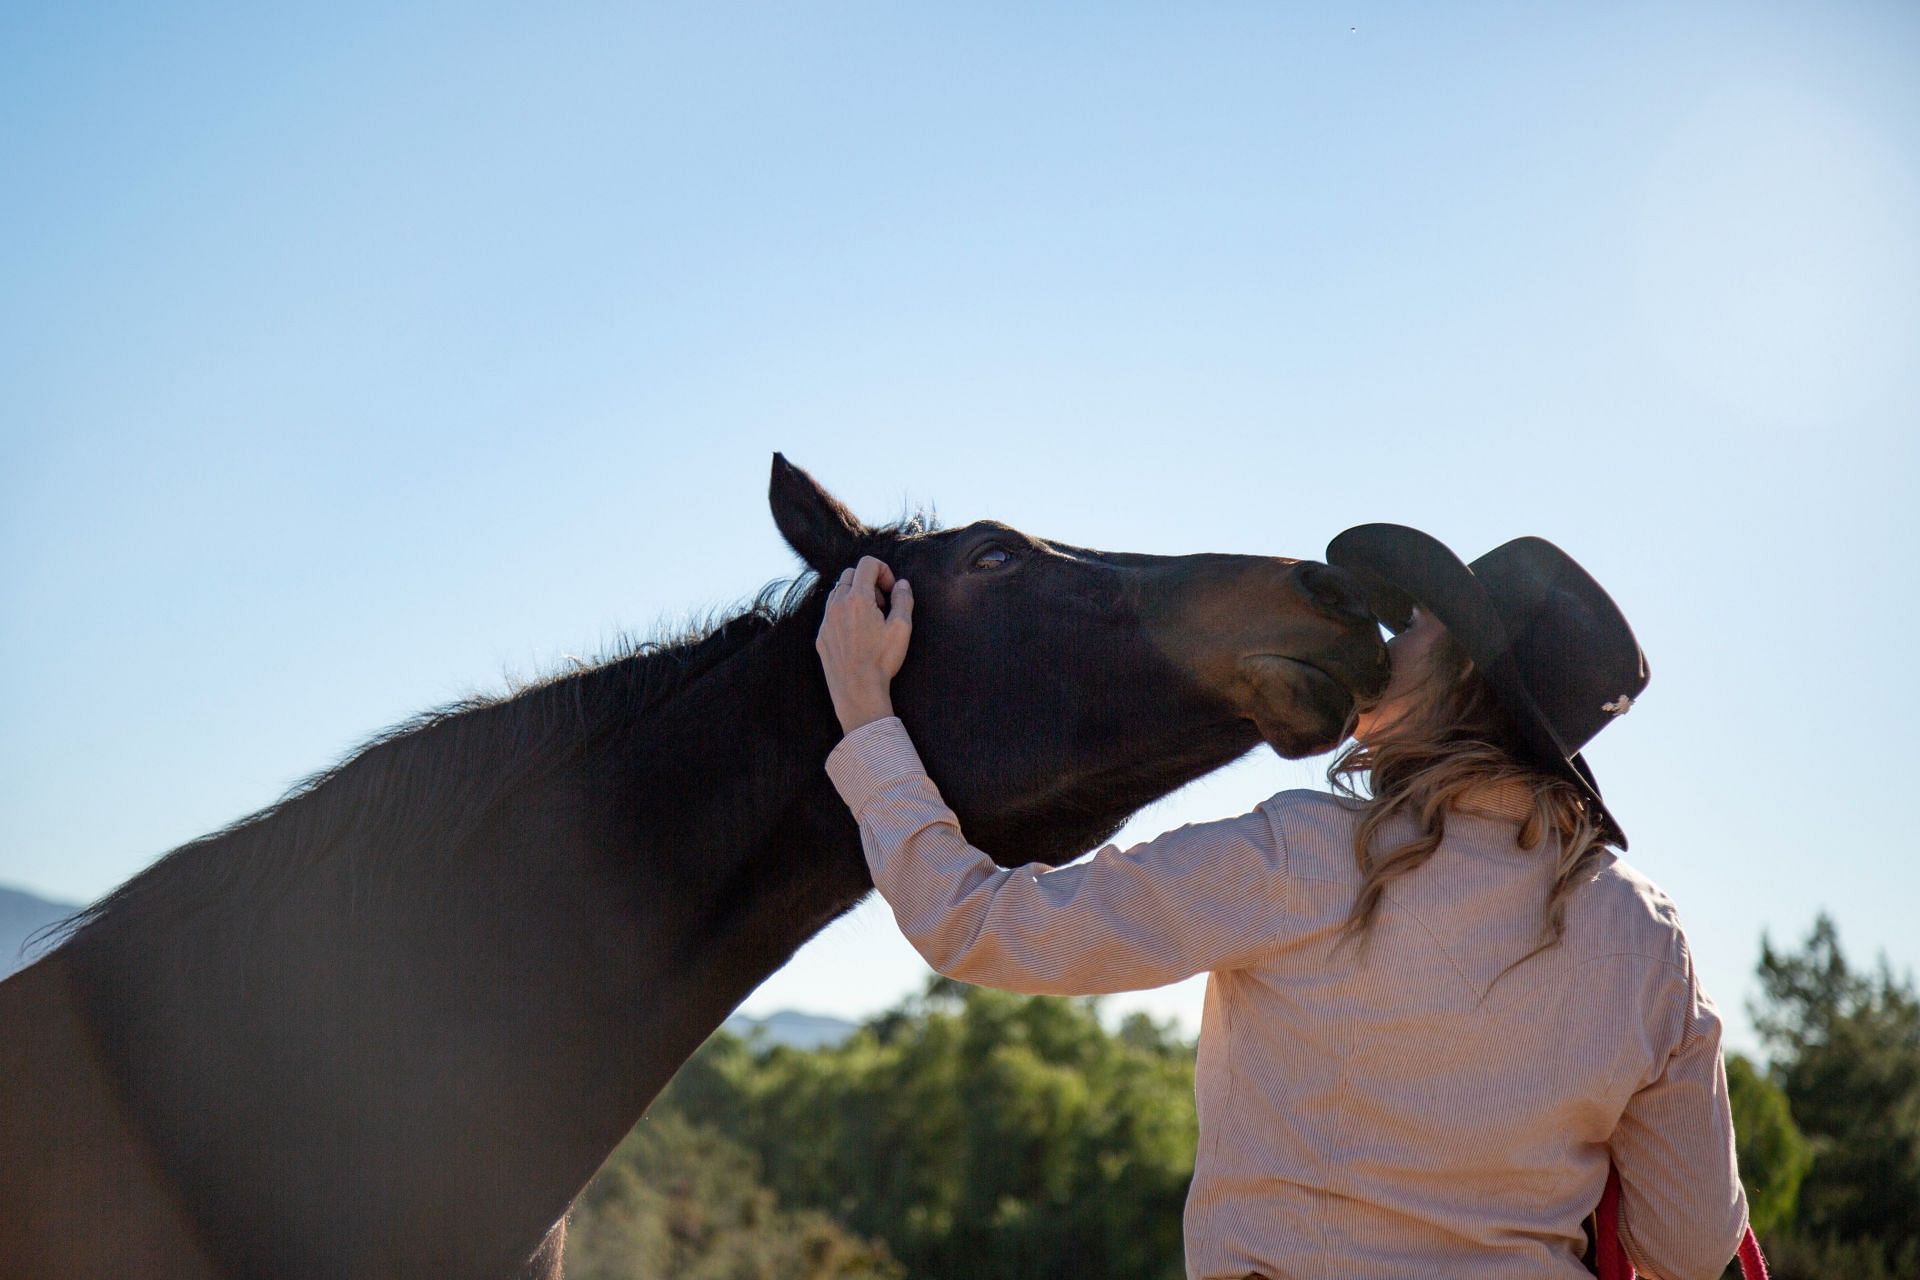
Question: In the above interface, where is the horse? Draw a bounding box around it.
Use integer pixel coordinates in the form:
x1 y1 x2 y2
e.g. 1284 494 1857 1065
0 455 1387 1279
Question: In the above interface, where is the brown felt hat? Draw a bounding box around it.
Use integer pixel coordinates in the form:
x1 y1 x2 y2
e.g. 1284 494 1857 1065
1326 524 1648 848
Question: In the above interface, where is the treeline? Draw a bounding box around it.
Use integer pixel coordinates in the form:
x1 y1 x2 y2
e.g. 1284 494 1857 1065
570 917 1919 1278
1734 915 1920 1278
571 981 1195 1279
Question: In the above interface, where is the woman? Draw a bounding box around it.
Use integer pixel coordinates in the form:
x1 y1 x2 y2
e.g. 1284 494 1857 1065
814 524 1747 1280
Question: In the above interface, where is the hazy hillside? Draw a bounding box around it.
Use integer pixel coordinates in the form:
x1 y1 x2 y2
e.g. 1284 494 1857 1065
721 1009 858 1050
0 885 79 977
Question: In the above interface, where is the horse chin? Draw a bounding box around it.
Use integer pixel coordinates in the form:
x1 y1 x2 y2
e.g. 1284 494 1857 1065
1240 654 1357 759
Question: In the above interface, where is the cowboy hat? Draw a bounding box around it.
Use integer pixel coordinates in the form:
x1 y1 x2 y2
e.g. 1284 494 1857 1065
1325 524 1648 847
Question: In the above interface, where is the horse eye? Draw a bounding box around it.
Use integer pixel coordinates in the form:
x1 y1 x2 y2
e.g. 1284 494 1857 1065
972 545 1013 571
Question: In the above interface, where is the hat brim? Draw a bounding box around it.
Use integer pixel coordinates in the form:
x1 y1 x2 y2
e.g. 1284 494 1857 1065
1326 523 1629 848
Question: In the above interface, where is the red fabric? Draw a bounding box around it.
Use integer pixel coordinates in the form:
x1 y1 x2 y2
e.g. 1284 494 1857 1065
1596 1166 1634 1280
1595 1162 1769 1279
1736 1227 1771 1278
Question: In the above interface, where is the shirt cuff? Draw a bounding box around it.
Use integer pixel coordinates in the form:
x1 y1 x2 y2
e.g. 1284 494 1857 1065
825 716 931 819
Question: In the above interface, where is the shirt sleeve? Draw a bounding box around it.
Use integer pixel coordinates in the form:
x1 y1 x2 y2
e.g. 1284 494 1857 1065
1610 955 1750 1280
824 716 1291 995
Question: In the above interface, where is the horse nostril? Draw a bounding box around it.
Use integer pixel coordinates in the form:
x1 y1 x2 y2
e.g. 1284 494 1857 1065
1296 563 1370 621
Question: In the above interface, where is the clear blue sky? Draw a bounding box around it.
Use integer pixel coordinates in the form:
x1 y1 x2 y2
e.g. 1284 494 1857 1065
4 3 1916 1053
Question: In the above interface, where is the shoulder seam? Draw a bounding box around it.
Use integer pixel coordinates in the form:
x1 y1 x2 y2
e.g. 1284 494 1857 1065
1240 799 1298 966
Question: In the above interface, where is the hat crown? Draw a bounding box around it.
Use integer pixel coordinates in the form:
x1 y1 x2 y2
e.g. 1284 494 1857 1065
1470 538 1649 757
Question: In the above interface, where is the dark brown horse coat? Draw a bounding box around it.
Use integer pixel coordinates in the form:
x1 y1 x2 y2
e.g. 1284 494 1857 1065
0 457 1385 1279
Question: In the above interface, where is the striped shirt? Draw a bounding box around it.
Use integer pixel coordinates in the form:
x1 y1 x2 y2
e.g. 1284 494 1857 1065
826 717 1748 1280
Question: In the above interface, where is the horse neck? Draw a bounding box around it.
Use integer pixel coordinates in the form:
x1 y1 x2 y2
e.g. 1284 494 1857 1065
594 598 873 1083
57 600 866 1279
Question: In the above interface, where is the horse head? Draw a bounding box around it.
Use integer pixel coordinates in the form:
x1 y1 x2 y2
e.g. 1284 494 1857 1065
771 454 1389 868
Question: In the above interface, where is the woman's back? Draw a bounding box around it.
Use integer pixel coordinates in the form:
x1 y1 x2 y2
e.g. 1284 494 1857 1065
1186 790 1743 1280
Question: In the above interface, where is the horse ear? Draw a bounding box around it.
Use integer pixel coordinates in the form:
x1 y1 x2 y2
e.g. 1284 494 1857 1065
769 453 868 572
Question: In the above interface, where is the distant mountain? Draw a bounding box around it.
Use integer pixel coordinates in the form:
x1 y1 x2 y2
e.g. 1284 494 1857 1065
0 885 80 978
722 1009 859 1051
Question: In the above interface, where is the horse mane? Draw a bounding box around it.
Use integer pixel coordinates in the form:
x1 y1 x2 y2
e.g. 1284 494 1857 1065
48 500 939 961
49 575 830 957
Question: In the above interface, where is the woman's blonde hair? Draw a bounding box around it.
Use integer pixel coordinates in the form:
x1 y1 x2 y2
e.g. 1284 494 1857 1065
1327 627 1612 959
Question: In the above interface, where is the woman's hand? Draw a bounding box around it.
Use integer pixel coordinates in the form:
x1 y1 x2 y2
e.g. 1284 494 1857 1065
816 555 914 735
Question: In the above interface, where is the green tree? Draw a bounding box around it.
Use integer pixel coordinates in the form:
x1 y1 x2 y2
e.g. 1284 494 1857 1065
1723 1053 1811 1237
1751 913 1920 1273
657 980 1199 1280
568 1110 902 1280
